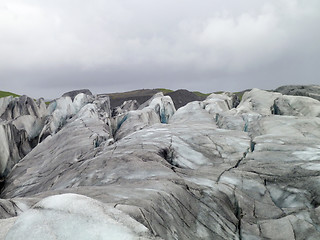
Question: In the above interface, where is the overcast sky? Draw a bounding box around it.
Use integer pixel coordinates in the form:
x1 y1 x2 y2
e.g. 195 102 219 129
1 0 320 99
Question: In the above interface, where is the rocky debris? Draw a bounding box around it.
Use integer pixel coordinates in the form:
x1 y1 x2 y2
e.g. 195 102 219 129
274 85 320 101
1 88 320 239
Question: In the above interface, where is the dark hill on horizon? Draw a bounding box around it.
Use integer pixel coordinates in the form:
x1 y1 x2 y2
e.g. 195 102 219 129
106 88 209 109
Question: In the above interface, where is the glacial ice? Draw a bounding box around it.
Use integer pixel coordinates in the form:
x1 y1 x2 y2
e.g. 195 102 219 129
301 162 320 171
0 217 16 239
148 95 176 123
114 108 160 140
1 87 320 239
112 100 139 116
5 194 153 240
0 125 10 175
0 92 94 178
273 95 320 117
113 94 176 140
12 115 45 140
0 96 14 117
169 101 215 124
203 92 233 115
235 88 282 115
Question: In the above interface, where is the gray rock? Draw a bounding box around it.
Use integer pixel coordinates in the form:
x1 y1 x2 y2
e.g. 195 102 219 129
275 85 320 101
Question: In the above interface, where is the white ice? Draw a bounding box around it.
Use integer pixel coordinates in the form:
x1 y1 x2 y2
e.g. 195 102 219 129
0 124 10 175
148 95 176 123
276 95 320 117
169 101 215 124
5 193 153 240
292 147 320 161
236 88 282 115
45 93 91 134
203 93 233 115
0 96 14 117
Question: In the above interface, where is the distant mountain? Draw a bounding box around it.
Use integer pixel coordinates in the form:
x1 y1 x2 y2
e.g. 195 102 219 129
166 89 205 109
107 88 209 109
106 89 159 109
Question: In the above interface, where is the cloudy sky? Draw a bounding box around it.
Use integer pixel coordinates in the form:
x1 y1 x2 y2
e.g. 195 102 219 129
1 0 320 99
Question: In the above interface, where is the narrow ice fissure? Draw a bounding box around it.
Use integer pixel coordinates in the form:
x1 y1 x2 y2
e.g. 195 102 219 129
216 147 250 183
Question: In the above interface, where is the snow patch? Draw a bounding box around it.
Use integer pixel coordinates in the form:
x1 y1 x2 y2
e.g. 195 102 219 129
5 193 152 240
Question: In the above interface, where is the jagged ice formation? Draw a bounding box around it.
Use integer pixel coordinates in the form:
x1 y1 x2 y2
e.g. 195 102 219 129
0 87 320 239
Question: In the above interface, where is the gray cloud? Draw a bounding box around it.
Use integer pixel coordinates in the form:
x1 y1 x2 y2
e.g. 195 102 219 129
1 0 320 99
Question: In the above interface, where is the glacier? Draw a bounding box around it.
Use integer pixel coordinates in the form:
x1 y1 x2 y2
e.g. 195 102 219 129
1 86 320 239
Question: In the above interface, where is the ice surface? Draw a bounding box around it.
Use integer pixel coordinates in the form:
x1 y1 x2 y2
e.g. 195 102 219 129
0 217 16 240
267 185 310 208
12 115 45 139
169 101 215 124
236 88 282 115
292 147 320 161
0 125 10 175
2 87 320 239
112 94 175 139
0 96 14 117
148 95 176 123
301 163 320 171
219 175 241 186
274 95 320 117
203 93 233 115
114 108 160 140
5 194 153 240
171 136 209 169
44 94 91 134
